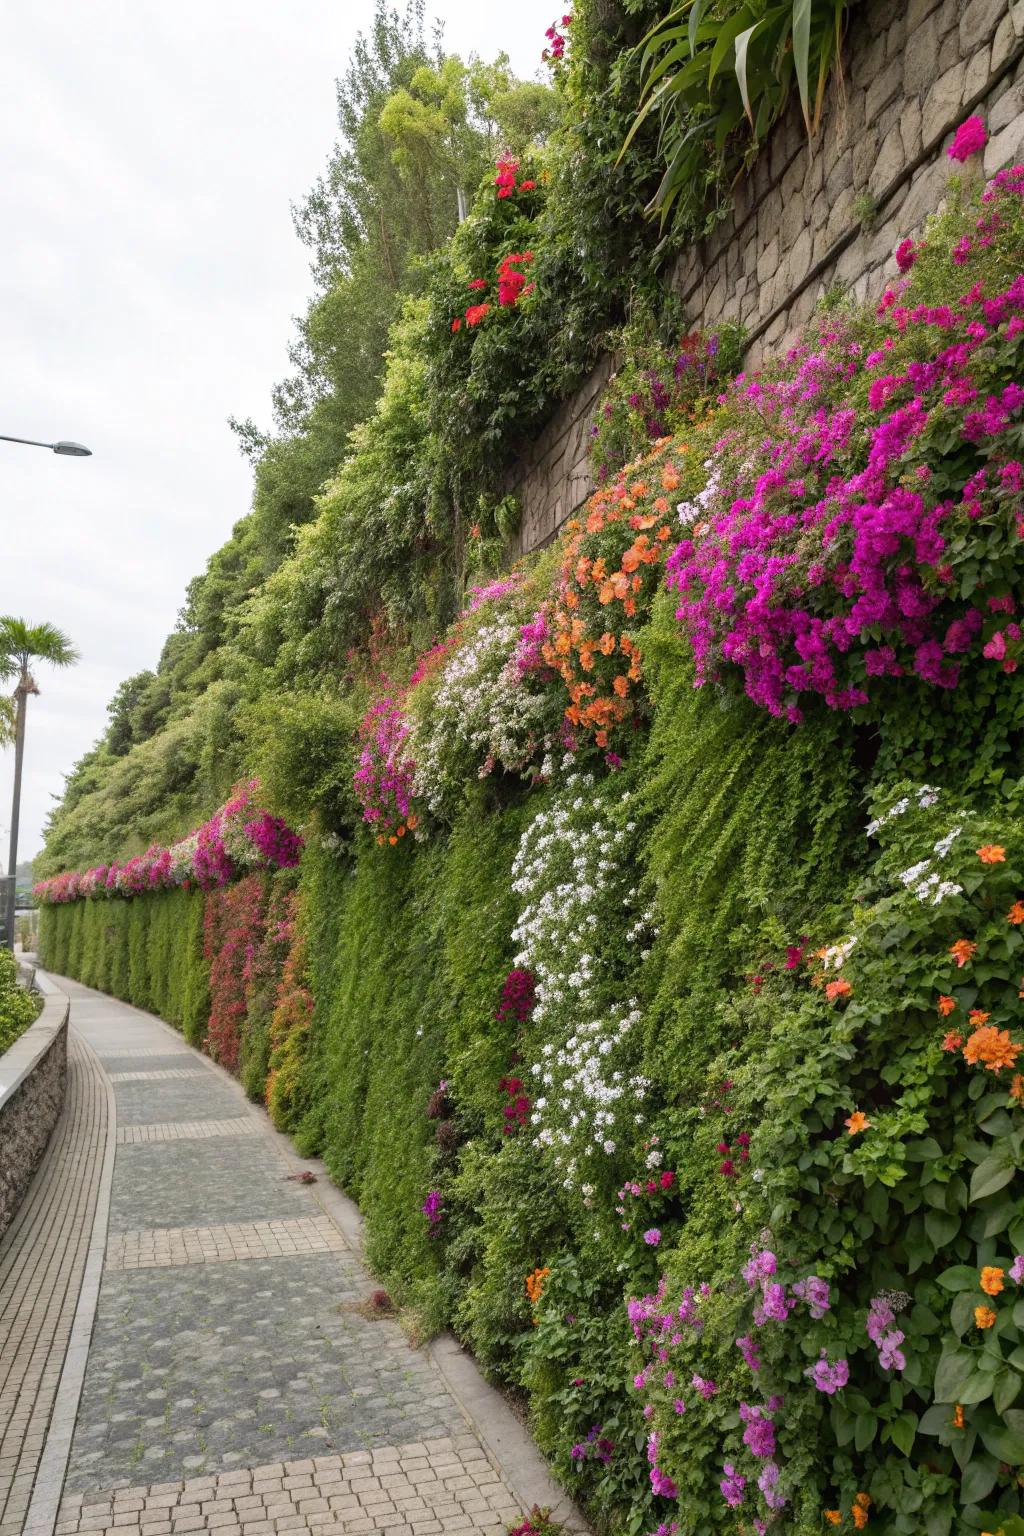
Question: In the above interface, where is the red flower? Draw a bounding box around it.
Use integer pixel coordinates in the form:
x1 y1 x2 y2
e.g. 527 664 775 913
468 278 488 290
465 302 490 327
659 1171 675 1189
451 317 462 332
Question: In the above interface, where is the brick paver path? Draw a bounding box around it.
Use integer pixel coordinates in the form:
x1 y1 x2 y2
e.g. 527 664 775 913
5 977 585 1536
0 1028 110 1536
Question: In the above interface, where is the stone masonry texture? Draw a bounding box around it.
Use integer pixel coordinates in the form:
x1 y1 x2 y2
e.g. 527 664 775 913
0 998 68 1242
511 0 1024 556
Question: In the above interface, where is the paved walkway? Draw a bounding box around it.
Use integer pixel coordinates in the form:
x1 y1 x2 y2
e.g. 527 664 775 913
1 975 586 1536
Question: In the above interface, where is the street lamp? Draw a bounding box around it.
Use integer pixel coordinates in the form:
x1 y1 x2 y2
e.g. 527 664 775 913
0 425 90 945
0 433 92 456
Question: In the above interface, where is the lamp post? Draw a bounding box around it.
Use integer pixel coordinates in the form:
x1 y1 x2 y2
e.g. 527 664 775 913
0 434 92 456
0 432 89 945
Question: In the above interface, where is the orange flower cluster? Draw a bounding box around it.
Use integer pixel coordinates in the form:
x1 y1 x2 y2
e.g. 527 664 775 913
376 812 418 849
976 843 1006 863
845 1110 871 1135
825 1494 871 1529
542 449 681 747
937 994 957 1016
962 1024 1021 1072
949 938 977 968
980 1266 1005 1296
1009 900 1024 925
825 978 852 1002
975 1304 997 1329
525 1266 550 1306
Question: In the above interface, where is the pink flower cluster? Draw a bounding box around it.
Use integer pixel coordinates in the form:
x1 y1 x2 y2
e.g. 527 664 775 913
33 784 302 904
542 13 572 63
666 159 1024 721
353 695 416 835
948 115 987 162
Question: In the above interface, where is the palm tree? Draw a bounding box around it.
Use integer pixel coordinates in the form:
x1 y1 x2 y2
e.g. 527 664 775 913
0 619 79 948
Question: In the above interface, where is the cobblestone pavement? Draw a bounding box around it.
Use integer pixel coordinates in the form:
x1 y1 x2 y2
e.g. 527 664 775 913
20 977 584 1536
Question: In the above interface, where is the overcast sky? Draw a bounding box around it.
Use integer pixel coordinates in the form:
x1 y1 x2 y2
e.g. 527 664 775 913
0 1 556 867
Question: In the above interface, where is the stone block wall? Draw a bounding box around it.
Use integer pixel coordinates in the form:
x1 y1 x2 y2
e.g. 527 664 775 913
673 0 1024 358
0 990 69 1240
511 0 1024 553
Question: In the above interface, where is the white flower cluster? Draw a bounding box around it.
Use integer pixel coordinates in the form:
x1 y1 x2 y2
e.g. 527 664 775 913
866 784 940 838
510 776 649 1184
819 935 857 971
895 820 966 906
676 459 720 529
410 618 555 820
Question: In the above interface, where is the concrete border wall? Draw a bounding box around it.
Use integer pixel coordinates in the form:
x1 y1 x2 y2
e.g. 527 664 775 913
0 976 69 1240
512 0 1024 554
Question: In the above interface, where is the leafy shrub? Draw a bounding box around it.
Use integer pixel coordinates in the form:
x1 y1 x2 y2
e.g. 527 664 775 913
0 948 39 1053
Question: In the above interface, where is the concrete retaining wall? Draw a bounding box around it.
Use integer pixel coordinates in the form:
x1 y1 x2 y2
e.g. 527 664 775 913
0 975 69 1241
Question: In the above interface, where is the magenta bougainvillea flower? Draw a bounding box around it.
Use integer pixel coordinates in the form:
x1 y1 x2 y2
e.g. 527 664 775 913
947 114 987 162
33 782 302 903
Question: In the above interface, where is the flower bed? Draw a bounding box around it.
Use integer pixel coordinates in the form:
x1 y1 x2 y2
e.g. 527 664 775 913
33 781 301 903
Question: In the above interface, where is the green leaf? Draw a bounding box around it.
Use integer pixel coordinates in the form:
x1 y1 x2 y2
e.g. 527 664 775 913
854 1411 876 1450
936 1265 983 1292
960 1454 998 1503
934 1346 977 1401
981 1192 1017 1237
959 1367 997 1405
919 1403 954 1436
905 1136 943 1161
708 8 754 85
890 1409 918 1455
688 0 704 57
977 1408 1024 1463
925 1209 961 1247
970 1152 1016 1202
979 1107 1014 1136
733 21 765 125
951 1291 981 1336
994 1367 1021 1414
788 0 813 135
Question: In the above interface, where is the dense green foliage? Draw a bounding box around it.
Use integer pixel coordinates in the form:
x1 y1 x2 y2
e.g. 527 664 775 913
0 948 40 1053
33 8 1024 1532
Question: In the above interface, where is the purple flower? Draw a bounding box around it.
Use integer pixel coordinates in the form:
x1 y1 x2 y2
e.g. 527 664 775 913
720 1463 746 1507
1010 1255 1024 1284
736 1333 762 1372
758 1460 786 1511
691 1374 718 1400
805 1349 850 1394
643 1228 662 1247
791 1275 831 1319
421 1190 443 1234
878 1329 906 1372
739 1403 776 1458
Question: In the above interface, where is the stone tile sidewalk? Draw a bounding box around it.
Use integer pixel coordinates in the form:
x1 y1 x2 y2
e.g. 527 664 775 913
10 976 588 1536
